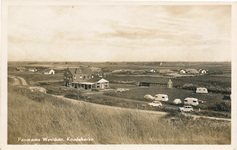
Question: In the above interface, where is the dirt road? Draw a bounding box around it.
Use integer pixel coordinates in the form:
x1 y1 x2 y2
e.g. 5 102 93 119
8 76 21 85
17 76 28 85
8 76 28 86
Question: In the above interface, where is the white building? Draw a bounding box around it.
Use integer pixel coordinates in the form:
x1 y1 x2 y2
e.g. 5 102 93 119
44 69 55 75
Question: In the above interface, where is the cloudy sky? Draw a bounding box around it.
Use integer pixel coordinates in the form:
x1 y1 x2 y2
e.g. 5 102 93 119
8 5 231 61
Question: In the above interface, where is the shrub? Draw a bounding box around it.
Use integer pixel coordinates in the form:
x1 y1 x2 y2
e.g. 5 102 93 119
182 83 196 91
213 101 231 112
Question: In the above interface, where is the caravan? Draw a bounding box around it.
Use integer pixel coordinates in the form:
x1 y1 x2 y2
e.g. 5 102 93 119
184 97 199 106
154 94 168 101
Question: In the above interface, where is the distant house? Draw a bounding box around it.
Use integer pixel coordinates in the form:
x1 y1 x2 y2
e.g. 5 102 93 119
199 69 207 74
29 68 37 72
179 69 186 74
139 78 171 87
150 69 155 73
16 67 26 72
196 87 208 94
186 69 199 74
44 69 55 75
90 67 102 72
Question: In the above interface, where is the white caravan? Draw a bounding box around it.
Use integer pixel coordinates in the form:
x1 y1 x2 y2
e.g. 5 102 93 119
154 94 169 101
184 97 199 106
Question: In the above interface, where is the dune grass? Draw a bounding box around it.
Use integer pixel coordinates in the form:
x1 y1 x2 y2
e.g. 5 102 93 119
8 85 231 144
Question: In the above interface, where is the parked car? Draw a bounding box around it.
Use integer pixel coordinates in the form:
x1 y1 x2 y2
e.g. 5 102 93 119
184 97 199 106
148 101 162 107
153 94 168 101
179 105 194 112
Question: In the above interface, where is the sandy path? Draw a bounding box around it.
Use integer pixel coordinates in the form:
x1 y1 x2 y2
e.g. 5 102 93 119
17 76 28 85
8 76 20 85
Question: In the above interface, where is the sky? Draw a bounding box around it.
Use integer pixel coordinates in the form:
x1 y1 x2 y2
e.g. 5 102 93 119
8 5 231 62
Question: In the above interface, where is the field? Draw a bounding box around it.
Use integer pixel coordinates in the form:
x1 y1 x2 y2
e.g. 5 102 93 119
8 85 231 144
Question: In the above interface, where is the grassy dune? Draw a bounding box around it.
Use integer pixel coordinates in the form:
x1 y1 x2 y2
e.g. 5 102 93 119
8 86 231 144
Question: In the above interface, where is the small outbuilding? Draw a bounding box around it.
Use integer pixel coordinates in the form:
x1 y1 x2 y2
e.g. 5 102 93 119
16 67 26 72
199 69 207 74
179 69 186 74
196 87 208 94
29 68 37 72
44 69 55 75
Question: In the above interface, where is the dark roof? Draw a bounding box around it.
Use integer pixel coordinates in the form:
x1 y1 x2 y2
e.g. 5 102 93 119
80 66 93 74
140 77 169 84
68 66 93 76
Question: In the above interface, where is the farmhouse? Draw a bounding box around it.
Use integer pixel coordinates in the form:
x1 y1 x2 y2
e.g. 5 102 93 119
139 78 173 87
199 69 207 74
196 87 208 93
44 69 55 75
16 67 26 72
29 68 37 72
64 66 93 86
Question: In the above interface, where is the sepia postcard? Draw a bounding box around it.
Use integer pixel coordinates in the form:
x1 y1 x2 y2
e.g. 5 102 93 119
1 1 237 150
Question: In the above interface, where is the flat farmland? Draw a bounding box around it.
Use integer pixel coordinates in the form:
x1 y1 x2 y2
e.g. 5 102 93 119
106 84 226 105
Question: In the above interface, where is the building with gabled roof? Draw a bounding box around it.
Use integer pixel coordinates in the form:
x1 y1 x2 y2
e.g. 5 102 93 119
64 66 93 86
64 66 108 90
44 69 55 74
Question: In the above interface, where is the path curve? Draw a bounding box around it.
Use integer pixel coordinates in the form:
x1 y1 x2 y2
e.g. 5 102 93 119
17 76 28 85
8 76 20 85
